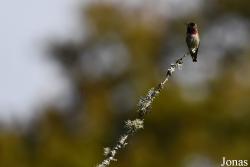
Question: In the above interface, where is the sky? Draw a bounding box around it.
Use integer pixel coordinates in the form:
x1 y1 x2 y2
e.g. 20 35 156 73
0 0 83 124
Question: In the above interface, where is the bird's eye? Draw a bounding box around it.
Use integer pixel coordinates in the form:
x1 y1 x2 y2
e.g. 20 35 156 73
190 22 195 26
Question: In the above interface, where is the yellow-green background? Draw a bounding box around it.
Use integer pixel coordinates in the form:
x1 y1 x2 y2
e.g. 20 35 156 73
1 1 250 166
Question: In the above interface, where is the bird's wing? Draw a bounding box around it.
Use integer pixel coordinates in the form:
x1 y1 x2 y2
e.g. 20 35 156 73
194 41 200 56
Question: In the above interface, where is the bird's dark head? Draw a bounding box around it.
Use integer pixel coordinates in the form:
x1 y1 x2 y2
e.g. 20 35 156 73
186 22 198 34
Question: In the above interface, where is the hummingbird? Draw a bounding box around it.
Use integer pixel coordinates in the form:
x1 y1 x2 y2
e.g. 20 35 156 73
186 22 200 62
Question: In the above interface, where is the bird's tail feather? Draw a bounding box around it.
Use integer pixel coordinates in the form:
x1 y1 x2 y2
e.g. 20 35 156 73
190 48 198 62
192 56 197 62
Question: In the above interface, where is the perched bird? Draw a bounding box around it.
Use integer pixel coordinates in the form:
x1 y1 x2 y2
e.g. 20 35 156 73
186 22 200 62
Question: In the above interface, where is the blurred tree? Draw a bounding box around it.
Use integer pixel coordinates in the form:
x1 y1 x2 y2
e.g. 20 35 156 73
0 2 250 167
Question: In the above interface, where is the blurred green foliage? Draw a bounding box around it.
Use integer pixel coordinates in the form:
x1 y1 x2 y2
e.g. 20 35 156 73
1 1 250 167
